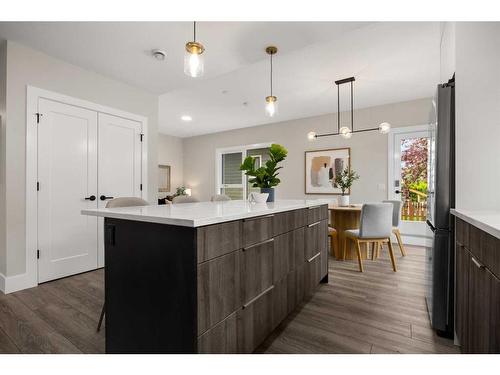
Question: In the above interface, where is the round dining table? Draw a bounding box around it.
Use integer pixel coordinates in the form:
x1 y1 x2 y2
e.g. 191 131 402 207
328 203 370 260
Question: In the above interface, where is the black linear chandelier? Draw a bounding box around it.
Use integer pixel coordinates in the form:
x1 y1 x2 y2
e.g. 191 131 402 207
307 77 391 140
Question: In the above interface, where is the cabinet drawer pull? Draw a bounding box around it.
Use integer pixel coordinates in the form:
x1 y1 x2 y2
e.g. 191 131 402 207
471 257 485 270
243 214 274 222
243 238 274 251
308 221 321 228
307 252 321 263
242 285 274 309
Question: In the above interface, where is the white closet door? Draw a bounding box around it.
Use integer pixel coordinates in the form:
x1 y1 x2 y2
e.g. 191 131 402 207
38 98 98 283
97 113 143 267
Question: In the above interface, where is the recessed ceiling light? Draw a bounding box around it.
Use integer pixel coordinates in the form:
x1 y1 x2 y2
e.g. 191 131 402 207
151 49 166 61
181 115 192 122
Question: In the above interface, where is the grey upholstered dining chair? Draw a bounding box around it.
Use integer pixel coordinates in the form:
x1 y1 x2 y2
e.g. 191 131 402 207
211 194 231 202
383 199 406 257
344 203 397 272
97 196 149 332
172 195 199 204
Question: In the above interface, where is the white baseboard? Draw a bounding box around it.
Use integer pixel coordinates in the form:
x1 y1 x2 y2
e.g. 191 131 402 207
0 272 37 294
0 272 5 294
400 234 432 247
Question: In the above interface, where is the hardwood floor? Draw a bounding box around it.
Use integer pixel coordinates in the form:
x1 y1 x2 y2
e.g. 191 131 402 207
0 245 458 354
257 245 459 354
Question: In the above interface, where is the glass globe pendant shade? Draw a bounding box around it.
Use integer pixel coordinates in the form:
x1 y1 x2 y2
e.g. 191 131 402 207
184 42 205 78
265 96 278 117
379 122 391 134
307 131 317 141
339 126 352 139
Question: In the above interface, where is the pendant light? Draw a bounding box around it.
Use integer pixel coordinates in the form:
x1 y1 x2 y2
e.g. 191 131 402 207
307 77 391 140
265 46 278 117
184 21 205 78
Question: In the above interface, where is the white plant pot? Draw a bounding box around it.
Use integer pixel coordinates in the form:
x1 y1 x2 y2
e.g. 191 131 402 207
338 195 350 207
248 192 269 204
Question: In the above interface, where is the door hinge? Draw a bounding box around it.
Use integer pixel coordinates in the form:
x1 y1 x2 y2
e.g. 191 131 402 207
37 181 40 191
37 250 40 259
35 113 43 124
140 183 143 191
140 133 144 142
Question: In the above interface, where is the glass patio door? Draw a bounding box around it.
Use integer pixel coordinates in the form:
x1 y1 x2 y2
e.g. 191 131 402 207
389 126 432 245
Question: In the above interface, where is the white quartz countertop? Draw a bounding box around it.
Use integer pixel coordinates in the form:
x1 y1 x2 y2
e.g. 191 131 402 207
81 199 330 227
451 208 500 240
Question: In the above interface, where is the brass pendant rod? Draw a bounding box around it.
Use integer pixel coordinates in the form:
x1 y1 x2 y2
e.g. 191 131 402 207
270 53 273 97
193 21 196 42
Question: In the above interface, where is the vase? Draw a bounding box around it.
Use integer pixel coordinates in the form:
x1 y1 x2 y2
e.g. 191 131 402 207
260 188 275 202
248 192 269 204
338 195 349 207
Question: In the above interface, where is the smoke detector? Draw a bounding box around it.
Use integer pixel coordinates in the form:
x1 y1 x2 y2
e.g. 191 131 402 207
151 49 166 61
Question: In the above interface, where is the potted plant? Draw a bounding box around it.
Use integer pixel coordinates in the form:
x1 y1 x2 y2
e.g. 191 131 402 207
334 168 359 206
240 144 288 202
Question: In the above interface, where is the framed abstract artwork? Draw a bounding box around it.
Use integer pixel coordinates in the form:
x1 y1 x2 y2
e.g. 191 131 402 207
304 148 351 195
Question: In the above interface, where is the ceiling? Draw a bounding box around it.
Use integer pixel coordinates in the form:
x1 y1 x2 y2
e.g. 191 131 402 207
0 22 441 137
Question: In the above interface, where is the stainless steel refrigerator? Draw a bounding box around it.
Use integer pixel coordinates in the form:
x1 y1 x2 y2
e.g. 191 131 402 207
425 76 455 337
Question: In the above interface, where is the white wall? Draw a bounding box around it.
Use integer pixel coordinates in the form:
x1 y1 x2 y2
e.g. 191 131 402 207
183 98 432 202
157 134 184 196
2 41 159 278
0 40 6 276
440 22 456 83
455 23 500 210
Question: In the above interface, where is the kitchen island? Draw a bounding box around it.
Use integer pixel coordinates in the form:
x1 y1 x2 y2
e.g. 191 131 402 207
82 200 329 353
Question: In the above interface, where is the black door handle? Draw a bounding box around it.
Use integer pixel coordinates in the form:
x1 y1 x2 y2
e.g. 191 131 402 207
394 190 401 194
85 195 96 201
100 195 114 201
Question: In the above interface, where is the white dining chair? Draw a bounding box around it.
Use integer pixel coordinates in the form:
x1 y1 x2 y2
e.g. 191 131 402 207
344 203 397 272
383 199 406 257
172 196 199 204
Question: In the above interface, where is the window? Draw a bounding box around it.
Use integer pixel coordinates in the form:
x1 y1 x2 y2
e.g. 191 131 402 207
216 143 273 200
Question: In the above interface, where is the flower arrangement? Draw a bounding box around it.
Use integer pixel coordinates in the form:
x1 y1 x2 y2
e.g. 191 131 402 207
334 168 359 196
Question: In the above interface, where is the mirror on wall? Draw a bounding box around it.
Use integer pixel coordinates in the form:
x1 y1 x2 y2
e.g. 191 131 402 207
158 165 171 193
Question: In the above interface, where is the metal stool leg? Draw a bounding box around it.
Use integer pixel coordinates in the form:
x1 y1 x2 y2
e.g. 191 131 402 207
97 302 105 332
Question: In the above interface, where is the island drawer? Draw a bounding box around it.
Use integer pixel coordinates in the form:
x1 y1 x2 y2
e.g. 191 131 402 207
242 214 274 247
273 227 305 282
237 285 274 353
305 219 328 261
241 238 274 305
304 251 322 298
273 208 306 236
197 250 242 335
197 220 242 263
307 204 328 224
198 311 238 354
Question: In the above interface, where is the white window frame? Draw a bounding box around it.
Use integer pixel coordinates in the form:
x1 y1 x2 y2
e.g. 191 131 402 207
215 142 274 200
17 86 149 294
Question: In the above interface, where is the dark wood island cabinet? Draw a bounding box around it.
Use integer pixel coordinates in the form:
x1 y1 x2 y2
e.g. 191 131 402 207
453 212 500 353
83 200 329 353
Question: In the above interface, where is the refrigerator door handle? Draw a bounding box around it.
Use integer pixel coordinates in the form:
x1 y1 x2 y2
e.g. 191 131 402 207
426 219 436 233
